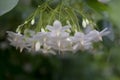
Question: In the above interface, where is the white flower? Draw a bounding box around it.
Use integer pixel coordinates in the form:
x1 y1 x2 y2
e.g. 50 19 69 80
46 20 72 51
7 31 26 52
25 31 49 52
71 32 92 52
85 28 110 42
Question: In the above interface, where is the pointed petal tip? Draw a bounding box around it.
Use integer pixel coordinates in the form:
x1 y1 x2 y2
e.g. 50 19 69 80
53 20 62 27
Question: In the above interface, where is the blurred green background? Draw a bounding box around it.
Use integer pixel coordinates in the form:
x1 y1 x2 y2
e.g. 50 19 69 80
0 0 120 80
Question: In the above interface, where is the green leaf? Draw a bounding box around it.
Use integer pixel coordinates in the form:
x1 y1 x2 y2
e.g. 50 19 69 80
86 0 108 12
0 0 19 16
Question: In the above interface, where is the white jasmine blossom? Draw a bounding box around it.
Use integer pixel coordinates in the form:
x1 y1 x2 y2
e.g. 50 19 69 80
7 31 26 52
85 28 110 42
71 32 92 52
7 20 110 54
46 20 71 51
25 31 49 52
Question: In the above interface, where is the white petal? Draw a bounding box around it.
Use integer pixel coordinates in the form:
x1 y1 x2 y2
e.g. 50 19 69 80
60 32 69 38
75 32 84 37
62 25 70 31
53 20 62 29
73 43 79 50
35 41 41 51
85 30 100 42
100 28 110 36
46 25 53 31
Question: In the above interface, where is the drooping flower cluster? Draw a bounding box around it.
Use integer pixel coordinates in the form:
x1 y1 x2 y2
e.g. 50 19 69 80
7 20 109 54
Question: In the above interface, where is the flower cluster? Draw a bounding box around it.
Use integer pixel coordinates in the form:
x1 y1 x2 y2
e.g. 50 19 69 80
7 20 109 54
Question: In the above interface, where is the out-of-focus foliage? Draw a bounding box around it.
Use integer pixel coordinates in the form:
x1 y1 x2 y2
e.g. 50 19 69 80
0 0 120 80
0 0 19 16
108 0 120 29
